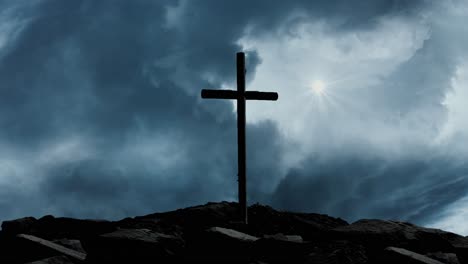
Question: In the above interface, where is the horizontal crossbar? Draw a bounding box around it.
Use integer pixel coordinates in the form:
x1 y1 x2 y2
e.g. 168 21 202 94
201 89 238 99
245 91 278 101
201 89 278 101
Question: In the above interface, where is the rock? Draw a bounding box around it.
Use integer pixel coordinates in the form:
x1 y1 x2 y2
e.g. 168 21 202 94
52 239 86 254
426 252 461 264
306 240 368 264
262 233 303 243
1 215 116 240
136 201 240 231
82 228 184 263
17 234 87 261
0 234 57 263
183 227 259 263
332 219 460 253
33 216 116 240
442 235 468 264
1 217 37 235
0 234 85 264
3 202 468 264
332 219 468 263
207 226 259 242
135 202 348 241
253 234 310 263
384 247 445 264
25 255 74 264
246 204 348 241
287 211 349 230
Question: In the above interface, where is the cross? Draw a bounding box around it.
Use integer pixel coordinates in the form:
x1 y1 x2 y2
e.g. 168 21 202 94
201 52 278 224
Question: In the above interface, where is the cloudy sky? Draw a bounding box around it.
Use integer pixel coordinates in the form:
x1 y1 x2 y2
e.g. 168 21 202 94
1 0 468 235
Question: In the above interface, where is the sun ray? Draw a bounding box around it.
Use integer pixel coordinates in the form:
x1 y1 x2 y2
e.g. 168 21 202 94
310 80 326 95
301 74 368 115
302 73 366 112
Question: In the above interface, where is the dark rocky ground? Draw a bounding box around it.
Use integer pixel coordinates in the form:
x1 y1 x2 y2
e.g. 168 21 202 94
1 201 467 263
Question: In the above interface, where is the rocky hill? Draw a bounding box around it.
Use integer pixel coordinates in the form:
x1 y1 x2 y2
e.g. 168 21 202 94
0 201 467 263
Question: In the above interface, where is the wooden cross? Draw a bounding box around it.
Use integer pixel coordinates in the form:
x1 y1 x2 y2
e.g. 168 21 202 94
201 52 278 224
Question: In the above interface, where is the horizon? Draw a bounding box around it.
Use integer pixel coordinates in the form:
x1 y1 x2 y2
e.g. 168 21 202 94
1 0 468 235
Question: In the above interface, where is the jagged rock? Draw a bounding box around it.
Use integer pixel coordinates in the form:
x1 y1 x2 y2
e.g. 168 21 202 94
263 233 303 242
26 255 74 264
306 240 368 264
444 235 468 264
32 216 116 240
332 219 468 263
207 226 259 242
426 252 461 264
135 201 240 230
384 247 445 264
132 202 348 241
2 202 468 264
288 211 349 230
1 217 37 235
184 226 258 262
82 228 184 263
52 239 86 254
17 234 87 261
2 215 116 240
0 234 85 264
246 204 348 240
333 220 460 251
253 234 310 263
0 235 58 264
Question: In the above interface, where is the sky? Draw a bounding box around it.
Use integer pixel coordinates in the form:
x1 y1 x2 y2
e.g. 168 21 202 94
1 0 468 235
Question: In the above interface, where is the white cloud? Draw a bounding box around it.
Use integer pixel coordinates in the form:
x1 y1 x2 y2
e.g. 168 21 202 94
438 63 468 142
0 13 19 52
0 2 36 56
427 196 468 236
237 16 430 162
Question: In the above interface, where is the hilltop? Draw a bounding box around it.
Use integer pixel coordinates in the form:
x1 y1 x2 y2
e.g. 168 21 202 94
1 201 467 263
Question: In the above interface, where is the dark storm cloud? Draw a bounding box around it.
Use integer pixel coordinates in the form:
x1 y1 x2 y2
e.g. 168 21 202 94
0 0 294 219
271 146 468 225
2 0 465 233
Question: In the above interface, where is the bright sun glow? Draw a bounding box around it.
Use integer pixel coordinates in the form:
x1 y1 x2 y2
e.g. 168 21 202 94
310 80 326 95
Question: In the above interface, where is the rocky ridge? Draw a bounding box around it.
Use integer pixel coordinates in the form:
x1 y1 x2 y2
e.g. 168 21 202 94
1 201 467 263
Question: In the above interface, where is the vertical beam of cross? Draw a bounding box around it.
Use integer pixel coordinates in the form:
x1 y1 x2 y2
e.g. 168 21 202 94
236 53 247 225
201 52 278 224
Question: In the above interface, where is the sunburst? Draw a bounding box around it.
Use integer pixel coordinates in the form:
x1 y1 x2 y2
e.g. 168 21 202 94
310 80 326 95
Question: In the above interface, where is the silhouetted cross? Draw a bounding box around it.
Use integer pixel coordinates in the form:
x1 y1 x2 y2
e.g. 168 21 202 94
201 52 278 224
